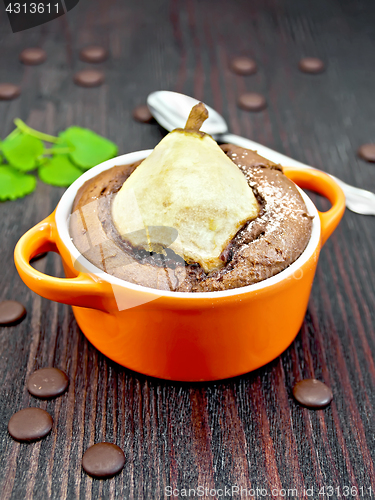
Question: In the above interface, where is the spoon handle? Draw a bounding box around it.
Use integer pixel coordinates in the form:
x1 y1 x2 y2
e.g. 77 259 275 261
219 133 375 216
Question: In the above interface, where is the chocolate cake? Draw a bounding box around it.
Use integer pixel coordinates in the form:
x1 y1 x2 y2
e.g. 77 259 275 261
70 145 313 292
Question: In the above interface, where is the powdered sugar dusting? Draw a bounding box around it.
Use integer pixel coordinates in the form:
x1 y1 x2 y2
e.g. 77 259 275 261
194 145 314 290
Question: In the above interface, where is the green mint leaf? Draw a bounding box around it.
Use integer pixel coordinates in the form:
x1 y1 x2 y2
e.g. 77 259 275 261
2 132 44 171
0 166 37 201
38 155 83 187
59 126 118 170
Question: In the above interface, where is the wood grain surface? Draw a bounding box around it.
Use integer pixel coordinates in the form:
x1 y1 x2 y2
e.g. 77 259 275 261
1 0 375 498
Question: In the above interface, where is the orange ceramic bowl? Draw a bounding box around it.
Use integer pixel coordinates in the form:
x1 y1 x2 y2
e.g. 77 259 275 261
14 150 345 381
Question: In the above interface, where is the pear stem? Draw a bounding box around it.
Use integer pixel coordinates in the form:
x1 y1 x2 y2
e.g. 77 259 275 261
184 103 209 132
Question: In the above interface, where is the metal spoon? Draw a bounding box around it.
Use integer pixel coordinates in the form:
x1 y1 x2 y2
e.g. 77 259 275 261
147 90 375 215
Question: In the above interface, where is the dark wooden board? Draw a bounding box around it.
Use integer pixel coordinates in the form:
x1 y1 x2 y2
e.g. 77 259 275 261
1 0 375 498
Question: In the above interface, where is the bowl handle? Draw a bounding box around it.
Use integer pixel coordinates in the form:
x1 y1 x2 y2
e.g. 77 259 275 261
283 166 346 246
14 213 108 311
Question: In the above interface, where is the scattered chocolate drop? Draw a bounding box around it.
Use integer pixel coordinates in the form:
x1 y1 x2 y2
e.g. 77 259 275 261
293 379 333 408
357 143 375 163
73 70 104 88
0 300 26 325
0 83 21 101
80 46 108 63
19 48 47 65
132 104 153 123
238 92 267 112
27 367 69 398
82 442 125 478
8 408 53 441
230 57 257 75
298 57 325 74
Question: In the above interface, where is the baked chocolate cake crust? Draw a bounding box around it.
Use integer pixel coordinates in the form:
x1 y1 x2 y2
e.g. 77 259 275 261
70 145 313 292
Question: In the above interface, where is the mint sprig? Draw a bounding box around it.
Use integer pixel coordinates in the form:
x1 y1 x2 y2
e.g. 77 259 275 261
0 119 118 201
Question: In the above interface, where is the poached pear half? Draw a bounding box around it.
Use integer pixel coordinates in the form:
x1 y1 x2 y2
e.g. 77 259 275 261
112 103 259 273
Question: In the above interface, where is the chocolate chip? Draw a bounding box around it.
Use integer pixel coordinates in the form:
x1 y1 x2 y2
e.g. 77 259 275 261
238 92 267 112
132 104 153 123
73 70 104 87
19 48 47 65
230 57 257 75
0 300 26 325
298 57 325 74
8 408 53 441
357 143 375 163
27 367 69 398
0 83 21 101
293 379 333 408
82 443 125 478
80 46 108 63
